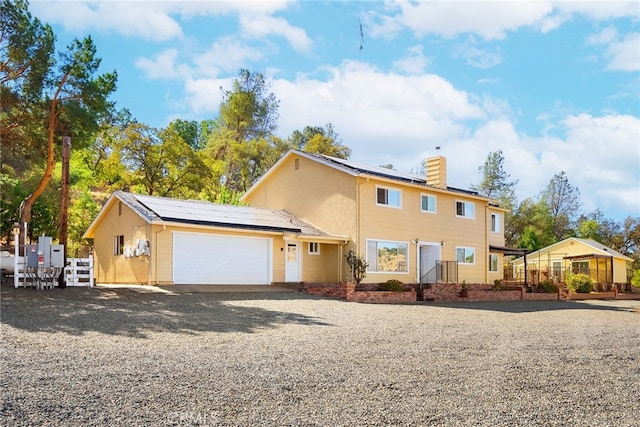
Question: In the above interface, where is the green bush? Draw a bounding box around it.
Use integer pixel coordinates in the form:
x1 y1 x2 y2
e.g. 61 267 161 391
566 273 593 293
380 279 404 292
631 270 640 288
539 280 558 293
492 279 503 291
345 250 368 284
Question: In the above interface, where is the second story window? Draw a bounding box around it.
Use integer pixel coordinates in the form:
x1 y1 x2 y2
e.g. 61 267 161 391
376 186 402 208
421 194 436 213
491 213 501 233
456 201 475 219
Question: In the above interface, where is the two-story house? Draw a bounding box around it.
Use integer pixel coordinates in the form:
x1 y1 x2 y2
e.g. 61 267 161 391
242 149 508 285
84 149 507 286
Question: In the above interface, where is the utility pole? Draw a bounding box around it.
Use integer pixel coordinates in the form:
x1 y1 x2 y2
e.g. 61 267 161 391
58 136 71 288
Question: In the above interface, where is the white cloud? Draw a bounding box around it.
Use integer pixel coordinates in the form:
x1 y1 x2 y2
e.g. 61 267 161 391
374 0 554 40
605 33 640 72
135 49 190 80
193 37 266 77
239 15 312 53
586 27 619 45
392 45 430 75
31 2 183 41
452 37 503 69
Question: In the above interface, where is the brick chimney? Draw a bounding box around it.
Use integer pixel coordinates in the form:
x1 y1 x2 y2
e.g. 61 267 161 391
426 155 447 188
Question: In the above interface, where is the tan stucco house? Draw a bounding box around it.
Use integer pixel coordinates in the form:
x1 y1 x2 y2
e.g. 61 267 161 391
85 149 509 286
511 238 632 288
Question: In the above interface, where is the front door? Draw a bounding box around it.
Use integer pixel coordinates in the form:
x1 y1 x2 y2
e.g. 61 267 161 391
285 243 300 282
419 244 440 283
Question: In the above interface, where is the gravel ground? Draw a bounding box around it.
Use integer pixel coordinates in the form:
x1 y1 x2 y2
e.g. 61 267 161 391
1 283 639 427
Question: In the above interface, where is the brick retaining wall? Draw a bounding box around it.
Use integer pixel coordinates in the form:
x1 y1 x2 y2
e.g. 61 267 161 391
299 282 640 303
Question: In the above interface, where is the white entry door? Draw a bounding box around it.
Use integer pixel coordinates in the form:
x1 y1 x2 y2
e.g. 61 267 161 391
419 244 440 283
285 243 300 282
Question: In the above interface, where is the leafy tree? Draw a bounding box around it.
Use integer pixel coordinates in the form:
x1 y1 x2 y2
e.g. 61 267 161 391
67 189 100 256
509 197 555 249
539 171 581 241
471 150 518 201
1 0 117 229
205 69 281 193
118 123 207 197
472 150 518 247
288 123 351 159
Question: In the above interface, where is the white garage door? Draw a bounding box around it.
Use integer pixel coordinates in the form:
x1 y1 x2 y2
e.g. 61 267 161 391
173 232 272 285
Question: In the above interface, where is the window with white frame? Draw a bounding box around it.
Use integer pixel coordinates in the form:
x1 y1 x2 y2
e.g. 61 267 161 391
456 246 476 265
491 213 501 233
489 254 499 272
114 235 124 256
421 194 436 213
308 242 320 255
456 201 475 218
366 240 409 273
376 186 402 208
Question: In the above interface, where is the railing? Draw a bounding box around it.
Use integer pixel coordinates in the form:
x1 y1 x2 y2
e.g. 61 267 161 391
420 261 458 284
507 267 614 287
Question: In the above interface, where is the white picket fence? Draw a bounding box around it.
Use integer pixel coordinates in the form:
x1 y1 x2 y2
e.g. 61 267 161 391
64 257 94 287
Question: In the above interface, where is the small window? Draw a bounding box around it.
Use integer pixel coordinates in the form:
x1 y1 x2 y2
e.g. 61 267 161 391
489 254 499 272
456 247 475 265
366 240 409 273
114 235 124 256
118 201 122 215
308 242 320 255
376 186 402 208
421 194 436 213
294 158 299 170
491 213 501 233
456 201 475 219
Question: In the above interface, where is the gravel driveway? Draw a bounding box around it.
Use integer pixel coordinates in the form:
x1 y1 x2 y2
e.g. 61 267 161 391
1 284 639 426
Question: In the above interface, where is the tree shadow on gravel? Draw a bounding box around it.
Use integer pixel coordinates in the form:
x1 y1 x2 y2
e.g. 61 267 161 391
0 283 333 338
423 299 640 314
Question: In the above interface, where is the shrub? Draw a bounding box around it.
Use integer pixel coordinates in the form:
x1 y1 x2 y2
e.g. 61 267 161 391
345 250 368 284
492 279 503 291
380 279 404 292
566 273 593 293
539 280 558 293
631 270 640 288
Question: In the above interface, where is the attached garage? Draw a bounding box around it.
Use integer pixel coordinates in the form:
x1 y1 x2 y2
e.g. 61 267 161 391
84 191 347 286
173 232 272 285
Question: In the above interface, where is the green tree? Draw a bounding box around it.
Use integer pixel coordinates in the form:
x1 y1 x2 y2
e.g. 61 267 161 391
539 171 582 241
118 123 207 197
205 69 282 193
1 0 117 229
288 123 351 159
472 150 518 247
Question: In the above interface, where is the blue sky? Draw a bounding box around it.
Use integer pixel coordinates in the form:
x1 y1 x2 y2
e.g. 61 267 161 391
31 1 639 220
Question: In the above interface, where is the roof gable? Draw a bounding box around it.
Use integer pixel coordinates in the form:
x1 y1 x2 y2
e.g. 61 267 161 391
516 237 633 262
242 149 481 202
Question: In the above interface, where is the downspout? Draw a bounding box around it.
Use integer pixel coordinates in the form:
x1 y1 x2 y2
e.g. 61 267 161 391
484 204 489 285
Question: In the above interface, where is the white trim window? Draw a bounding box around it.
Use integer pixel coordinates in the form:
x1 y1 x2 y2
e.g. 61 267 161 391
366 240 409 273
489 254 499 272
376 186 402 208
456 201 475 219
114 235 124 256
308 242 320 255
456 246 476 265
491 213 501 233
421 194 437 213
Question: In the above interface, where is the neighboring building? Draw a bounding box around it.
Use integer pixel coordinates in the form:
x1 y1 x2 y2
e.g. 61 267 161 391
242 149 507 285
85 149 508 286
511 238 632 287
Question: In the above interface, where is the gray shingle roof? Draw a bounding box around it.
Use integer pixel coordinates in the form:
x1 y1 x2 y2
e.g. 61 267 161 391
116 191 334 237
